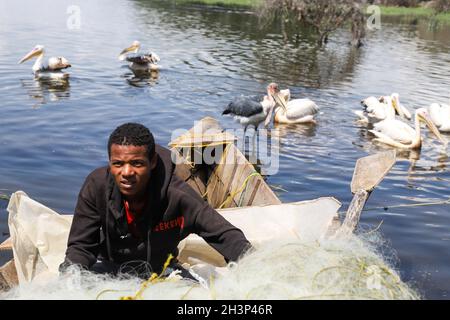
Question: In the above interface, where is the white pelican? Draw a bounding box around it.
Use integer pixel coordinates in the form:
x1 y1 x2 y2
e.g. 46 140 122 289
429 103 450 132
119 40 160 72
18 45 71 79
369 108 447 149
222 83 287 132
355 93 412 124
355 96 396 123
273 88 319 124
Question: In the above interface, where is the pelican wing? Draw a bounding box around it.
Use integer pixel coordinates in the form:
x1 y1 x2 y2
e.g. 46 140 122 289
369 130 411 149
44 57 71 71
223 96 263 117
429 103 442 127
430 103 450 128
126 53 159 65
126 54 150 64
285 99 319 119
372 119 416 144
442 104 450 116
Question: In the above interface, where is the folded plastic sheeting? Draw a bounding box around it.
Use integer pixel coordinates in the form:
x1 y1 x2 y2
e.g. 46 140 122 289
7 191 341 285
7 191 73 285
178 197 341 267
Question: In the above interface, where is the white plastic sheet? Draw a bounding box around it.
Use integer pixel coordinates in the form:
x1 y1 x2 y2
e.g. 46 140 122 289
7 191 341 285
7 191 72 284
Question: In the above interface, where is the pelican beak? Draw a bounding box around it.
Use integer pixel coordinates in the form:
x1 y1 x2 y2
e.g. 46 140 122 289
392 96 412 120
401 104 412 120
272 92 288 112
420 112 447 145
264 104 275 127
18 48 41 64
119 44 138 60
391 97 404 118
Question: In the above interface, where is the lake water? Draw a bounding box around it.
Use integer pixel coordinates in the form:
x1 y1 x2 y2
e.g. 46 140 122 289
0 0 449 299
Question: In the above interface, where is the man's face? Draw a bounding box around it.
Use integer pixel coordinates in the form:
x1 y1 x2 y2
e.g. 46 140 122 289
109 144 156 200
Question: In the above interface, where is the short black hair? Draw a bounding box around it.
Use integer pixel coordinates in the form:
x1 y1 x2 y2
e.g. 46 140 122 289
108 123 155 159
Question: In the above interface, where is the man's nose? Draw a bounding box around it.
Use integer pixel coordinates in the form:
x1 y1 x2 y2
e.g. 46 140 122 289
122 164 135 177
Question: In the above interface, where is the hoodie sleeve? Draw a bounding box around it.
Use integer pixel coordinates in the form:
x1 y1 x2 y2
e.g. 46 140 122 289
174 181 252 263
60 174 101 271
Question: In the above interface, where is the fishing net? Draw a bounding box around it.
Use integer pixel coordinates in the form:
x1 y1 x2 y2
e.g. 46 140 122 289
1 232 419 300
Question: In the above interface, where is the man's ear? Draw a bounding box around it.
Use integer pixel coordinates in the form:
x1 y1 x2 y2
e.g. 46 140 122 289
150 153 157 170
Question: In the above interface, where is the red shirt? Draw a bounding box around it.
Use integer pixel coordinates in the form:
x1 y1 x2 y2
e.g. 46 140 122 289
123 200 142 238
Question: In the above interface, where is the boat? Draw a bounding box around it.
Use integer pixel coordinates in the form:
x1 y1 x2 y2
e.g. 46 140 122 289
0 117 394 291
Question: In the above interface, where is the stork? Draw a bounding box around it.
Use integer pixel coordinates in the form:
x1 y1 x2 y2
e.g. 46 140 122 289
222 83 287 133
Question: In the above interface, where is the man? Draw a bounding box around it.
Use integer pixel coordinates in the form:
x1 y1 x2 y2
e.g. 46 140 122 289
60 123 252 279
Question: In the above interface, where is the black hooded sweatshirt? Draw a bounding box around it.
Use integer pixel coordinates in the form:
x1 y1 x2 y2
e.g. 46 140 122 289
62 144 251 274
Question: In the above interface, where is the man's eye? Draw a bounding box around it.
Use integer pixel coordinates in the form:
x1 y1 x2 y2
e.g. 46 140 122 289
112 162 122 167
131 162 144 167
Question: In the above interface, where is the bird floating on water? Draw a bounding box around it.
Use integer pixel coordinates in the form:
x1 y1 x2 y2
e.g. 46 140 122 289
222 83 287 133
429 102 450 133
119 40 160 72
356 93 411 124
273 88 319 124
369 108 447 149
18 45 71 79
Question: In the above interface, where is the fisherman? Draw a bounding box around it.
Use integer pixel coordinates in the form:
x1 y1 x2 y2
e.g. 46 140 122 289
59 123 252 280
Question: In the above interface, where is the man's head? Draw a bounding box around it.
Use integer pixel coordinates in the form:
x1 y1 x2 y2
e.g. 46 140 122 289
108 123 157 200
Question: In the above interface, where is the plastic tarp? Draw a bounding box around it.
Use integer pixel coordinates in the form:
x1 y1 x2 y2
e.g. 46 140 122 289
7 191 72 284
7 191 341 285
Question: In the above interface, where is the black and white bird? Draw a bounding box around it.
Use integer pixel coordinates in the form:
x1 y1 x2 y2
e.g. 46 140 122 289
119 40 160 72
222 83 287 132
18 45 71 79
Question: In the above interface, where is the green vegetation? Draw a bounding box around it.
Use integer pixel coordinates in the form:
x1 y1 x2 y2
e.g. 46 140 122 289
379 5 435 16
378 5 450 24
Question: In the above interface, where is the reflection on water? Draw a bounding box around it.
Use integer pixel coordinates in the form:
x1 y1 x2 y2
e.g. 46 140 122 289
131 0 364 89
273 122 317 139
20 78 70 108
122 69 160 88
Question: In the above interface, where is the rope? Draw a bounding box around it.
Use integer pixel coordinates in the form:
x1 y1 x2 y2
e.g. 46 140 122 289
119 254 175 300
338 197 450 214
219 172 261 209
96 254 176 300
